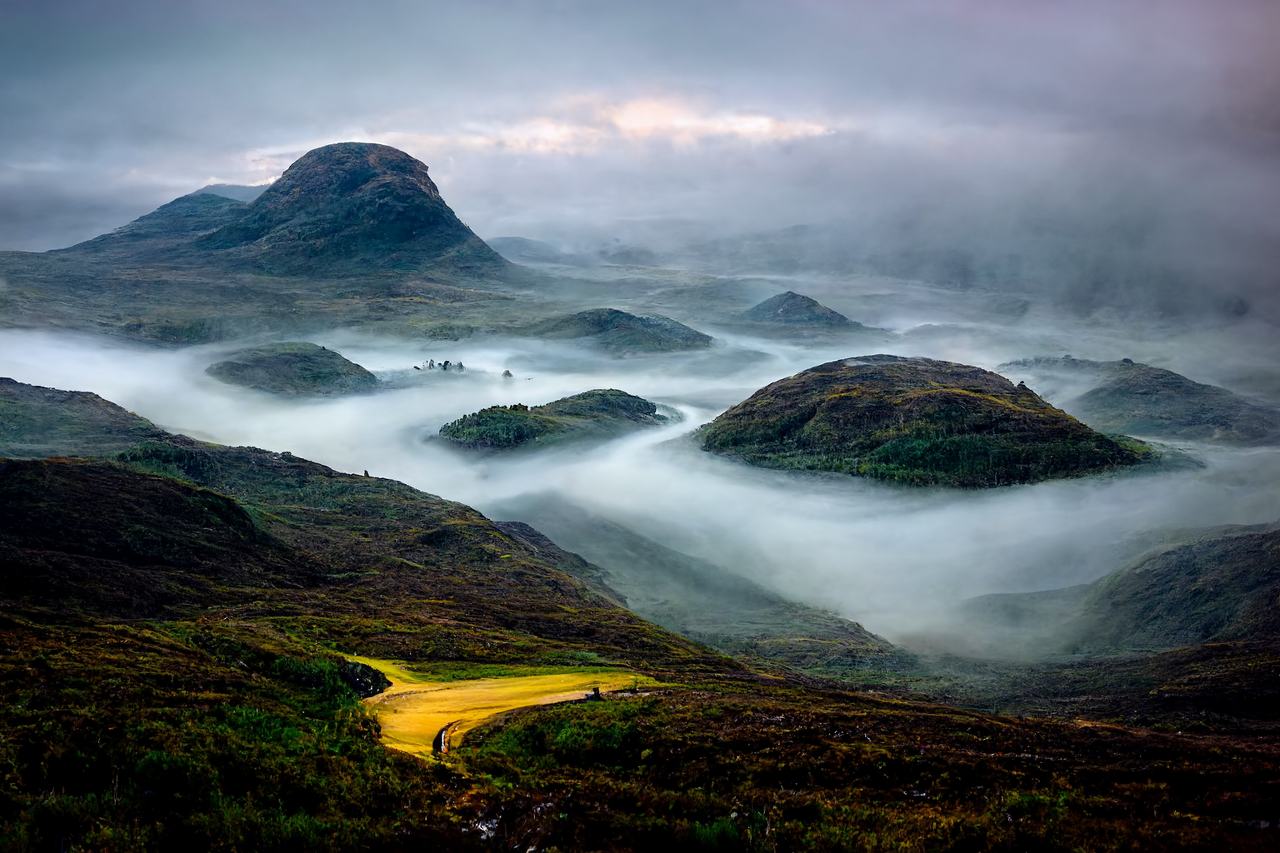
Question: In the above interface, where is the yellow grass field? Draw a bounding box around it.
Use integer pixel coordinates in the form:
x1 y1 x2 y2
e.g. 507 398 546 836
348 657 646 757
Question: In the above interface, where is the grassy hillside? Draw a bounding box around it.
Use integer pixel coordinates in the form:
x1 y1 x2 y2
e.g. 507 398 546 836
701 355 1151 487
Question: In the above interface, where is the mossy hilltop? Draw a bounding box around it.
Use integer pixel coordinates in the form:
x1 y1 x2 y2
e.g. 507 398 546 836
440 389 666 450
701 354 1150 487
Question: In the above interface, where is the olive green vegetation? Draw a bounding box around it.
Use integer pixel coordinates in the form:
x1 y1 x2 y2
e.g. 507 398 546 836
459 685 1278 852
439 389 667 450
1000 356 1280 445
205 342 379 396
2 378 1278 850
701 354 1151 488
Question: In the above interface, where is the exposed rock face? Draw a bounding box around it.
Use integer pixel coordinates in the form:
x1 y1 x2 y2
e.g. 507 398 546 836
206 342 378 396
439 389 666 450
340 661 392 699
738 291 861 327
1001 356 1280 445
202 142 508 276
700 354 1150 487
526 308 713 355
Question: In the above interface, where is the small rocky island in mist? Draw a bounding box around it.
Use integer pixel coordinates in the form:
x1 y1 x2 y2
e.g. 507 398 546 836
1002 356 1280 445
737 290 864 328
439 389 667 450
524 308 713 355
206 342 378 396
700 354 1150 487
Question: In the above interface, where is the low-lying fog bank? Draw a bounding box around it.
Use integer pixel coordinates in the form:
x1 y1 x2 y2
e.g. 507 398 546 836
3 298 1278 652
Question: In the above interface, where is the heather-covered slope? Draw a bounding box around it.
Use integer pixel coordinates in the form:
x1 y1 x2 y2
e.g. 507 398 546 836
701 355 1150 487
1071 523 1280 652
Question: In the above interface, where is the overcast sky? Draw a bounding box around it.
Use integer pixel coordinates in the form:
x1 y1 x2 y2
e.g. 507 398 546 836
3 0 1278 271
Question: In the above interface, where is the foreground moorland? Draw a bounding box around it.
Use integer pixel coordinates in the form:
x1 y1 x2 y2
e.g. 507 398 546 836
1 377 1278 851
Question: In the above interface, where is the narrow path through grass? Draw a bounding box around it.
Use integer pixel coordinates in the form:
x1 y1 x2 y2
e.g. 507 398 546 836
348 656 647 757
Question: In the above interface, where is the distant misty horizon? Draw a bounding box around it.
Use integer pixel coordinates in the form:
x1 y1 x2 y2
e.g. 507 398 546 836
3 1 1278 319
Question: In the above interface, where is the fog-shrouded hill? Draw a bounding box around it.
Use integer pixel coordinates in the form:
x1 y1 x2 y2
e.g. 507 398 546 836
700 355 1151 487
439 389 668 450
491 494 911 681
525 308 713 356
0 377 167 457
1068 522 1280 653
206 341 379 396
1001 356 1280 445
486 236 593 267
201 142 508 277
51 143 506 278
937 522 1280 726
737 290 863 328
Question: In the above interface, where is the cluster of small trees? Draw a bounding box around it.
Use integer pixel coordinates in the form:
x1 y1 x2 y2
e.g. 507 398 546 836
413 358 464 372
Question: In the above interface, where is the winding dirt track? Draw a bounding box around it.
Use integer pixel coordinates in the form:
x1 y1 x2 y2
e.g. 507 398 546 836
350 657 640 757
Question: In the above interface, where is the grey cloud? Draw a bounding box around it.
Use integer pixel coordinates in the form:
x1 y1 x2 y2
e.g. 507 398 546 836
1 0 1277 321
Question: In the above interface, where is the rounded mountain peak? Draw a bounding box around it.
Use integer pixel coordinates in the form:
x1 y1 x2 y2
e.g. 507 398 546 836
203 142 506 277
255 142 444 216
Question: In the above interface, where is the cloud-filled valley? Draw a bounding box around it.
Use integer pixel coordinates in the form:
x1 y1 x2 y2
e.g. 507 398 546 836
5 275 1277 651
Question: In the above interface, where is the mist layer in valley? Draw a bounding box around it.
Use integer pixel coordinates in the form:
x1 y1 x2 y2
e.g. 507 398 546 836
4 269 1277 661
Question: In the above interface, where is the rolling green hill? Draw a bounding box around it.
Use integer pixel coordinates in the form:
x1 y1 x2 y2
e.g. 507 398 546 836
701 355 1150 487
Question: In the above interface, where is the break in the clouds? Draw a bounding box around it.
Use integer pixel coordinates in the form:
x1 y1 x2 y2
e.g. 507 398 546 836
3 0 1279 314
